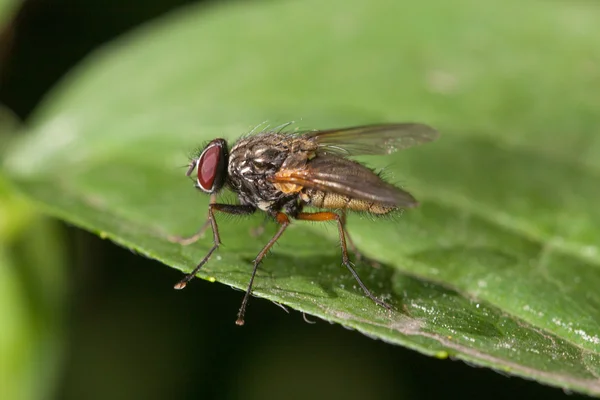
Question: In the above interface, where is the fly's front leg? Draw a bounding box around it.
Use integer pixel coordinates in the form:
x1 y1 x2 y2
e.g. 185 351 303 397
168 220 211 246
174 203 256 289
168 194 218 245
249 218 268 238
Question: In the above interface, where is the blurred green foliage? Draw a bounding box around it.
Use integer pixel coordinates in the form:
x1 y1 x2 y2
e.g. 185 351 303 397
1 132 67 400
0 0 16 23
2 0 600 398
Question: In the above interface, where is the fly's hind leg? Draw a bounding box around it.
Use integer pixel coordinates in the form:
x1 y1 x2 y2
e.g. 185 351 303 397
296 211 391 310
340 210 380 269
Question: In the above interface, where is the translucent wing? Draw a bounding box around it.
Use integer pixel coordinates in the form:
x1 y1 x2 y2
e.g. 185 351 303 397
271 155 418 207
303 123 439 156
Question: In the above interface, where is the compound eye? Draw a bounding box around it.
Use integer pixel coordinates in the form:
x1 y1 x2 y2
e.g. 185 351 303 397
197 144 221 192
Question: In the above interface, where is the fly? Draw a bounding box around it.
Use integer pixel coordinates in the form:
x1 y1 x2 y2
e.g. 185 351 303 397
172 122 439 325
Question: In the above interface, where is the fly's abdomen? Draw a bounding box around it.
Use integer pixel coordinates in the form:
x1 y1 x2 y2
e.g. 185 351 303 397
305 190 396 214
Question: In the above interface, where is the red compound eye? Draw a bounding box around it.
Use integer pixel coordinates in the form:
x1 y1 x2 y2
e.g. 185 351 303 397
197 144 221 192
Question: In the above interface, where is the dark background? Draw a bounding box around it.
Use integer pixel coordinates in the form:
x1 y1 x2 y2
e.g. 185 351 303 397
0 1 588 399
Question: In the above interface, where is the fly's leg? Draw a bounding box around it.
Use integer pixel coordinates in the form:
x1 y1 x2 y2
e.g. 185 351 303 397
168 219 211 246
168 194 218 245
340 210 380 269
249 218 268 238
236 212 290 326
296 212 391 310
174 203 256 289
340 210 360 260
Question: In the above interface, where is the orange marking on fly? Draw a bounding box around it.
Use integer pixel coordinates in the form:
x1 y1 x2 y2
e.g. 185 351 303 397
271 168 307 194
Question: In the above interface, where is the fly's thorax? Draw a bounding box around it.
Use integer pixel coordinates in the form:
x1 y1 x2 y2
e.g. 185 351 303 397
228 135 285 191
303 189 397 214
227 133 316 210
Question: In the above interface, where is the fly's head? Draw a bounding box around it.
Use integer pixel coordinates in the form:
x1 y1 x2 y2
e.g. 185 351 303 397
187 138 229 193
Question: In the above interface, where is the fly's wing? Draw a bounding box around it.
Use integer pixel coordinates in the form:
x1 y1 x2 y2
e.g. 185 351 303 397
303 123 438 156
272 155 418 207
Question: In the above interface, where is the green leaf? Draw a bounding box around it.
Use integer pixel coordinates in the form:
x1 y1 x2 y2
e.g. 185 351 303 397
0 0 18 24
1 158 68 400
0 205 68 400
3 0 600 395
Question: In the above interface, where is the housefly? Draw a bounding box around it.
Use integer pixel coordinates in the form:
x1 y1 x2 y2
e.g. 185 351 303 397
172 122 439 325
